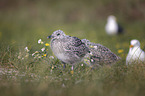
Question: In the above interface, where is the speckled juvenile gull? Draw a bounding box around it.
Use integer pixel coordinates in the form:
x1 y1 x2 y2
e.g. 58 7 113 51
82 39 120 67
105 15 123 35
126 39 145 65
47 30 89 70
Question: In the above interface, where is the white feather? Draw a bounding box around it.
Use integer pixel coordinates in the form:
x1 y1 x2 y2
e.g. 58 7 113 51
126 39 145 65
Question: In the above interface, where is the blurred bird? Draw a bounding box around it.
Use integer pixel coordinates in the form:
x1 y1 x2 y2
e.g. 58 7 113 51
105 15 123 35
47 30 89 71
126 39 145 65
82 39 120 68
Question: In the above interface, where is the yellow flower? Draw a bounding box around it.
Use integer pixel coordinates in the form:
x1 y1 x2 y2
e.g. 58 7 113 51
70 70 74 74
118 49 124 53
45 43 50 46
89 45 94 48
43 54 47 57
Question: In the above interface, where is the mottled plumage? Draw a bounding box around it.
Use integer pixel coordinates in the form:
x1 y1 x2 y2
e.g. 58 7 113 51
47 30 89 69
82 39 120 67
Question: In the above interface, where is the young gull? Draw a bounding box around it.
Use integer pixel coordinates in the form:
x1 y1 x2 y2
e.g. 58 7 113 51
47 30 89 71
82 39 120 68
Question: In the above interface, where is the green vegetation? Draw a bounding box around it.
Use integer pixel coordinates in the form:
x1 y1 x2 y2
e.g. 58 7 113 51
0 0 145 96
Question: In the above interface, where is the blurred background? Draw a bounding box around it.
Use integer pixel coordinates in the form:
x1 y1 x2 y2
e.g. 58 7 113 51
0 1 145 96
0 0 145 58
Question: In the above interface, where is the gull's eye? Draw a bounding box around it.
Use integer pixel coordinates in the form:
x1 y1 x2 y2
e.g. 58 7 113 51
57 33 60 36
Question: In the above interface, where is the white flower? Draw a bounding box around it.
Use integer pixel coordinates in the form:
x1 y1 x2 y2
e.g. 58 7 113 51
93 46 98 49
32 53 35 56
49 56 54 59
25 47 28 50
25 47 29 52
38 39 42 44
81 64 84 66
41 47 45 52
91 59 94 62
38 39 44 44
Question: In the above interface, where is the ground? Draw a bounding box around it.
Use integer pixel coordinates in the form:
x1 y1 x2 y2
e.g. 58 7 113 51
0 0 145 96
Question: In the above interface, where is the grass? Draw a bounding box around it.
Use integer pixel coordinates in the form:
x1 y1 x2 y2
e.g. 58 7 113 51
0 0 145 96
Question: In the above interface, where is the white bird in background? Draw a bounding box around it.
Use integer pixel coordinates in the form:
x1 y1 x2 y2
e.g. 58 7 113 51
126 39 145 65
105 15 123 35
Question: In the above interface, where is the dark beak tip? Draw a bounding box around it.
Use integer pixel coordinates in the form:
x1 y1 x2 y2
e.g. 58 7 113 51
47 35 52 39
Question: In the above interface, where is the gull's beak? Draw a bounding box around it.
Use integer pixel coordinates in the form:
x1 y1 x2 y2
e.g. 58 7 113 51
130 45 134 48
47 35 52 39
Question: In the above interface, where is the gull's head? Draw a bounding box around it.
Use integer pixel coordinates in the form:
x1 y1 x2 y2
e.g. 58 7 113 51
107 15 116 22
130 39 140 48
47 30 66 39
